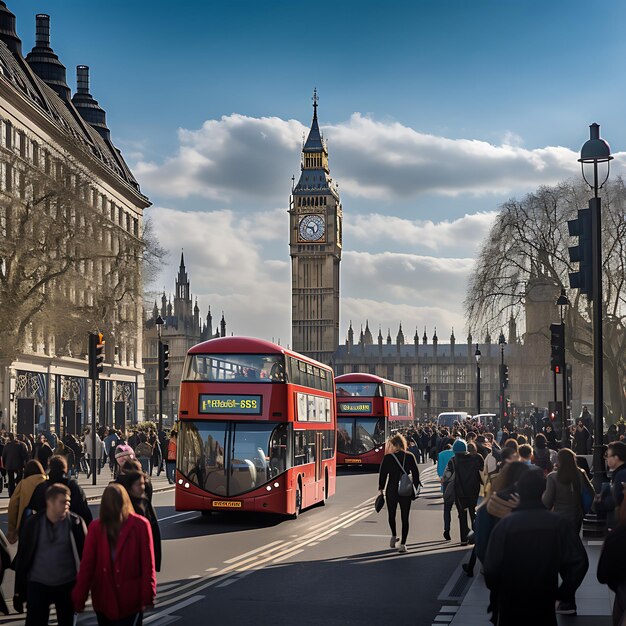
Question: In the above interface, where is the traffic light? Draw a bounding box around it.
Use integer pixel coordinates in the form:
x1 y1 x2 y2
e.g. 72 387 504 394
423 384 431 404
499 364 509 389
88 332 105 380
159 342 170 390
550 323 565 372
567 206 593 297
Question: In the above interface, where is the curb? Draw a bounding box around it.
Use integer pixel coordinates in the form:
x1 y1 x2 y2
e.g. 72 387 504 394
0 485 175 515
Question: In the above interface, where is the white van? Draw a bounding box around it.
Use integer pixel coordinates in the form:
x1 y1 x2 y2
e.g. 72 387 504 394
437 412 470 428
472 413 496 425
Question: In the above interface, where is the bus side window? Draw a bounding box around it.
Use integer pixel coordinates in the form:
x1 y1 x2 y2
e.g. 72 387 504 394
306 430 316 464
294 431 306 466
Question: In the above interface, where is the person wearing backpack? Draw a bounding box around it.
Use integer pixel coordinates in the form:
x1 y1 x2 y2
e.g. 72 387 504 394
378 434 421 553
442 439 483 545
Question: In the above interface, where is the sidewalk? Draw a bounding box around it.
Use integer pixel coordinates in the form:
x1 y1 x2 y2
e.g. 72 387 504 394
448 539 613 625
0 466 174 513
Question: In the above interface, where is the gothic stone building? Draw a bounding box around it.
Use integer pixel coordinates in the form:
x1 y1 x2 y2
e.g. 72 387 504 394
0 6 149 432
143 253 227 426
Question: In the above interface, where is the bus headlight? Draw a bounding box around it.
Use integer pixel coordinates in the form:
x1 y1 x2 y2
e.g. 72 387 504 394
178 479 183 485
274 482 280 488
266 485 272 491
184 482 190 489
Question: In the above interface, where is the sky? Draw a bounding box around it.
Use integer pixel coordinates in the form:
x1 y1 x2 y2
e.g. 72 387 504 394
11 0 626 344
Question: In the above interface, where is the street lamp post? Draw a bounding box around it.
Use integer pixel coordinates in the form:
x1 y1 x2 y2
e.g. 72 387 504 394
498 332 506 428
155 315 164 431
474 344 481 416
556 288 571 446
579 123 612 489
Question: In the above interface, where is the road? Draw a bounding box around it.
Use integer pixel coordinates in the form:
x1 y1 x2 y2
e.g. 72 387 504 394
0 463 475 626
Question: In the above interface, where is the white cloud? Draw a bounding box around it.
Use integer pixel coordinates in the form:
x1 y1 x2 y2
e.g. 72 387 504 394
147 206 477 345
134 112 626 207
348 211 498 255
148 206 290 341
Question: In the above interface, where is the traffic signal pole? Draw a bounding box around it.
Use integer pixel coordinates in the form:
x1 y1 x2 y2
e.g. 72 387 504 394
88 332 104 486
591 195 606 489
158 337 163 432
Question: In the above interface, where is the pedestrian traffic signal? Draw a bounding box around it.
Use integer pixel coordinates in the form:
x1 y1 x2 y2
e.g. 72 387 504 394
159 342 170 390
550 323 565 372
567 206 593 297
548 400 562 423
88 332 105 380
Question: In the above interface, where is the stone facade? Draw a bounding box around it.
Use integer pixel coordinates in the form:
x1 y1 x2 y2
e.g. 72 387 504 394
0 5 149 432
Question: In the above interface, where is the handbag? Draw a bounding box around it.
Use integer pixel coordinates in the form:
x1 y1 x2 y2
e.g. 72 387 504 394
374 493 385 513
392 453 416 498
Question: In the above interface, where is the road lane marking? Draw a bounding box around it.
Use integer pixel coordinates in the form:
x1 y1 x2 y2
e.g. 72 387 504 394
272 548 304 563
158 511 196 522
224 540 284 564
143 595 205 624
145 500 379 609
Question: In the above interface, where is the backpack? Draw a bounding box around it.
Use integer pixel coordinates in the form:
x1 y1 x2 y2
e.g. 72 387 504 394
392 453 417 498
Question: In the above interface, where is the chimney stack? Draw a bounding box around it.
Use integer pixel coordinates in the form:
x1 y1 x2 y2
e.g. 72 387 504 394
35 14 50 47
76 65 89 94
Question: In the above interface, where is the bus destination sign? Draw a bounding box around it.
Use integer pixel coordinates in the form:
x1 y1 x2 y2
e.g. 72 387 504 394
338 402 372 414
199 394 262 415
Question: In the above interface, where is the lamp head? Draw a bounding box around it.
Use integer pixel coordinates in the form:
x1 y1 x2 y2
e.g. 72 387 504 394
579 123 612 190
474 344 481 364
556 287 571 308
155 315 164 326
498 331 506 346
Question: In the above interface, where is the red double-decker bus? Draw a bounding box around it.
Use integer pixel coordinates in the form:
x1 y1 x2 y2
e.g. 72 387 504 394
175 337 336 517
335 373 414 467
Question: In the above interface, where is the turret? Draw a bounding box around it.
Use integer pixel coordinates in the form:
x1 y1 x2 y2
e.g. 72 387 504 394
0 2 21 55
71 65 111 140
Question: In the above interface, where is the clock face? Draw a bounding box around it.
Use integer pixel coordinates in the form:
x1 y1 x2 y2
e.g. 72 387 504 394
298 214 326 242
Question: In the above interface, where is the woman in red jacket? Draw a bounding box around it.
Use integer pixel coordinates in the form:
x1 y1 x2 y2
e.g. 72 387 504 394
72 483 156 625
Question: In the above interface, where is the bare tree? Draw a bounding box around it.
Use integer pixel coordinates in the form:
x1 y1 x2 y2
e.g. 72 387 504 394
0 151 164 365
465 178 626 419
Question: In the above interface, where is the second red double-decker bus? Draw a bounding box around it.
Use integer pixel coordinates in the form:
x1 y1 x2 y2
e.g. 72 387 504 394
175 337 336 517
335 373 414 466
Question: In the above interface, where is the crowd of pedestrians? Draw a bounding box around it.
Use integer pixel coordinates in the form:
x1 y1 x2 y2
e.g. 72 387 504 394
0 422 177 625
379 413 626 625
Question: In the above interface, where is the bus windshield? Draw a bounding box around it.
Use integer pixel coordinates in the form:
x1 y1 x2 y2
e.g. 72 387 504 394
337 417 385 454
185 354 286 383
335 382 381 397
179 421 289 496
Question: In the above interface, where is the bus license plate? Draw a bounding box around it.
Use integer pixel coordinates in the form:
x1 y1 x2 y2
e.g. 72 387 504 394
345 458 362 464
212 500 242 509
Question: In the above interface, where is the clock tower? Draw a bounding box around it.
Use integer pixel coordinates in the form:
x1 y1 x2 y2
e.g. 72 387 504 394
290 91 342 364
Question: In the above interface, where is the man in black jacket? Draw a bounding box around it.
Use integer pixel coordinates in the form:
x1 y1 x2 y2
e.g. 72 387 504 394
595 441 626 531
484 470 588 624
1 433 28 496
13 483 87 625
30 455 93 526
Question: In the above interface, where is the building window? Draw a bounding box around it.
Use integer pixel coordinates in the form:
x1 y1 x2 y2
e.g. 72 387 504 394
422 365 430 381
456 367 466 384
440 366 449 384
440 398 448 408
404 366 412 384
455 394 465 408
